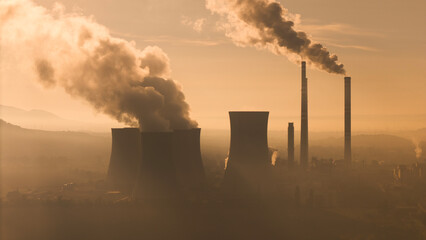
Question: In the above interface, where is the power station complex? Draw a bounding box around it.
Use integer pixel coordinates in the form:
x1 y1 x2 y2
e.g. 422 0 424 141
107 62 352 199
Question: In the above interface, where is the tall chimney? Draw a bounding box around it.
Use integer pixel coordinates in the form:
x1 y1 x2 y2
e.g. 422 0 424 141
224 111 270 196
107 128 141 194
345 77 352 166
288 122 295 167
300 61 309 169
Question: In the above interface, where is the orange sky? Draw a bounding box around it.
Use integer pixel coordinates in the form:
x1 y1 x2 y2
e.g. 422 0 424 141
1 0 425 132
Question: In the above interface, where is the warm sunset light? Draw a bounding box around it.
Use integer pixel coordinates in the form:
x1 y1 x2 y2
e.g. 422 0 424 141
1 0 425 239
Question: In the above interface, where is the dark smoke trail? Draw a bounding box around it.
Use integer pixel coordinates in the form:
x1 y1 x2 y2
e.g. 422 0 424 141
207 0 346 74
0 0 197 131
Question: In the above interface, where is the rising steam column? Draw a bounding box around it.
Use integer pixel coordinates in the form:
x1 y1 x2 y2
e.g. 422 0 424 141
344 77 351 166
300 61 309 169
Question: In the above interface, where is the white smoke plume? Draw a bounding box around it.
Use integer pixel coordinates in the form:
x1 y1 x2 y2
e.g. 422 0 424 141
270 149 278 166
412 139 423 159
206 0 346 74
0 0 197 131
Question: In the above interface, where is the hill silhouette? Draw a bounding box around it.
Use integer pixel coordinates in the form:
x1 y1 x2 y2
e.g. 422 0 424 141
0 105 122 131
0 119 110 196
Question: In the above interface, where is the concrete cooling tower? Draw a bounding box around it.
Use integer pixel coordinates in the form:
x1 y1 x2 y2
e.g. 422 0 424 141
107 128 141 194
223 111 270 196
172 128 206 195
134 132 178 201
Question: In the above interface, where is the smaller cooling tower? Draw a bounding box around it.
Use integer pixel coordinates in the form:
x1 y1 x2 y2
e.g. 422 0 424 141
107 128 141 194
134 132 178 201
224 111 270 196
172 128 205 194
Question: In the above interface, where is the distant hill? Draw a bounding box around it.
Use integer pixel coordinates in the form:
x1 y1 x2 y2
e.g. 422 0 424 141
0 105 61 120
0 119 111 195
0 105 76 130
0 119 111 165
0 105 123 132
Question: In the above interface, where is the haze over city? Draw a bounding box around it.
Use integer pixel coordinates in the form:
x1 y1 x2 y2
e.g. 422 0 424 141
1 0 425 240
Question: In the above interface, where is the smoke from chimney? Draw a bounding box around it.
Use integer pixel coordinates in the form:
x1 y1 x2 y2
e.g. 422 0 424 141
207 0 346 74
0 0 197 131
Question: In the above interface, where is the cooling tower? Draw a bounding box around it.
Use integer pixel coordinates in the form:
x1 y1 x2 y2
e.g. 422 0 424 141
134 132 178 201
300 61 309 169
107 128 141 194
288 122 295 167
345 77 352 166
223 111 270 195
172 128 206 194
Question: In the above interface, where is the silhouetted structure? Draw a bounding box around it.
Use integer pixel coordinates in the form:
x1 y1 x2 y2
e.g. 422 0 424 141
345 77 351 166
107 128 141 193
134 132 178 201
288 122 295 167
223 111 270 196
173 128 206 195
300 61 309 169
295 185 301 207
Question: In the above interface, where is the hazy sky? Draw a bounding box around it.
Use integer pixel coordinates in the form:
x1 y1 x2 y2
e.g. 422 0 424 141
1 0 425 132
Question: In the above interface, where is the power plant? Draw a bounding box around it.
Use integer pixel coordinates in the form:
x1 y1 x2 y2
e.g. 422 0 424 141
300 61 309 169
223 111 270 195
106 64 352 201
107 127 206 201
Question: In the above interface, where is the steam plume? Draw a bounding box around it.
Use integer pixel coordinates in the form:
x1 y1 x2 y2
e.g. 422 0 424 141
0 0 197 131
207 0 346 74
412 139 423 159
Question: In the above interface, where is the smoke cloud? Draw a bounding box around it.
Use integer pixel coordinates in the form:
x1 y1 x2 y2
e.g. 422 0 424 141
206 0 346 74
0 0 197 131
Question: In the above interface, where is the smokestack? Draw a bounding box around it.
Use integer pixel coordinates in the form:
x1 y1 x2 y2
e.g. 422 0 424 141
300 61 309 169
345 77 352 166
107 128 141 194
172 128 206 195
288 122 295 167
134 132 178 201
224 111 270 195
